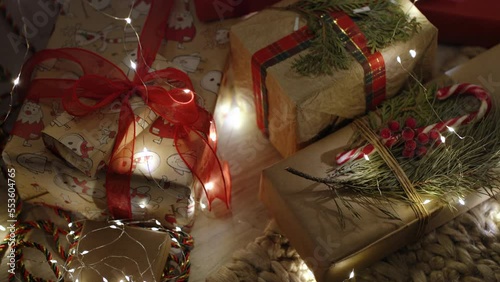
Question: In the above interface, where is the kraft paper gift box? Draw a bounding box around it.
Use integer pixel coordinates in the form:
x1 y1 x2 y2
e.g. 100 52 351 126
66 220 171 282
230 0 437 157
260 44 500 281
2 0 236 228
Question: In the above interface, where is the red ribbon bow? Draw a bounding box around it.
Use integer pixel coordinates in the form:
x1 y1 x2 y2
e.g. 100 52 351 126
16 0 230 219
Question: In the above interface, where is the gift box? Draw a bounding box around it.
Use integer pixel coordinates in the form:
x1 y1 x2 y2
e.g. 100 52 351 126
2 0 234 229
259 44 500 281
66 220 171 282
42 94 158 178
416 0 500 48
193 0 280 22
230 0 437 157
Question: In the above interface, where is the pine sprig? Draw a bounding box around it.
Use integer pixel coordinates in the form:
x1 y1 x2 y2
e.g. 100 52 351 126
287 85 500 226
286 0 421 76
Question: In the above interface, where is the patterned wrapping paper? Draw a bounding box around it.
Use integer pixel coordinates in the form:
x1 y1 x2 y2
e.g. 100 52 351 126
259 45 500 281
230 0 438 157
1 0 239 229
193 0 280 22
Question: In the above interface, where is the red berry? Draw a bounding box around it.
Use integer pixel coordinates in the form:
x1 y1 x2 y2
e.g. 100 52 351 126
429 130 440 140
405 117 417 129
385 137 398 148
388 120 400 132
402 149 415 158
402 127 415 141
416 146 427 157
417 132 429 144
405 140 417 151
380 128 392 139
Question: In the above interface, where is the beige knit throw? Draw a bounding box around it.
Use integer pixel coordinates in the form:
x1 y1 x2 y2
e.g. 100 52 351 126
208 197 500 281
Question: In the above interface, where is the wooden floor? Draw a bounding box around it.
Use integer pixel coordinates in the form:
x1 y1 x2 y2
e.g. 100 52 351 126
189 86 282 281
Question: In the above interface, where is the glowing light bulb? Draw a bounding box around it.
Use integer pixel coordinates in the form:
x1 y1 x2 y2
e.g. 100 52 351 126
440 135 446 144
115 221 124 226
139 202 146 209
200 202 207 209
175 226 182 232
349 269 355 279
110 225 118 229
125 17 132 24
69 231 75 235
219 103 230 116
80 250 89 255
458 198 465 205
183 89 191 94
228 107 242 128
0 225 6 231
76 279 79 282
151 227 160 231
155 220 162 226
396 56 402 64
130 60 137 70
103 278 108 282
409 49 417 58
50 259 57 263
143 147 148 153
299 261 315 280
13 76 20 86
210 131 217 142
68 269 75 273
363 154 370 161
423 199 431 205
125 276 131 282
205 182 214 190
447 126 455 133
68 222 73 228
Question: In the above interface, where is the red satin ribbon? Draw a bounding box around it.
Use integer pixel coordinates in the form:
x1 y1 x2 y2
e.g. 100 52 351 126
16 0 230 219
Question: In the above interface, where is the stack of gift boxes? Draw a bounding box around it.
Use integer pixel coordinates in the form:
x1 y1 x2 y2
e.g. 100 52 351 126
2 0 500 281
2 0 239 231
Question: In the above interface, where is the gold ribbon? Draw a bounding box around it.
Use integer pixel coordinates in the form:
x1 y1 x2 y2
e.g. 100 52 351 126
352 118 429 238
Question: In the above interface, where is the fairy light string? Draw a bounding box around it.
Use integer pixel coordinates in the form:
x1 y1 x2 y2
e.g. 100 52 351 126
80 0 224 210
0 193 193 281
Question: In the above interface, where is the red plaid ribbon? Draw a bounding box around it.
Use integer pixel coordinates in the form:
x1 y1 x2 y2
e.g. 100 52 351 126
251 11 387 134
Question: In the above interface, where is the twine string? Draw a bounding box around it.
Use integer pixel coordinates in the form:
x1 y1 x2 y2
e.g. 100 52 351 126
353 118 429 238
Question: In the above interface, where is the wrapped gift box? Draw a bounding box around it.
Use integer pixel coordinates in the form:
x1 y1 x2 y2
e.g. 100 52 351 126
193 0 280 22
66 220 171 282
416 0 500 48
42 94 158 178
2 0 237 229
260 44 500 281
230 0 437 157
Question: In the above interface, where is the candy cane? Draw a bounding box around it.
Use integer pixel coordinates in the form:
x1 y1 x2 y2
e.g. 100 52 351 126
336 84 491 165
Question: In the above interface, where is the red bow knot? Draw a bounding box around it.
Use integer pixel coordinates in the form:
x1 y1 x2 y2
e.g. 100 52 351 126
16 0 230 221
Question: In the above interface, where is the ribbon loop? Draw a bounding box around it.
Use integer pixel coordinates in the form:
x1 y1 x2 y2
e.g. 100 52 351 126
15 0 231 220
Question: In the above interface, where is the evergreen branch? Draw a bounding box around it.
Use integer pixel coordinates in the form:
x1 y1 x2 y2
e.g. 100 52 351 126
286 0 420 76
286 85 500 223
